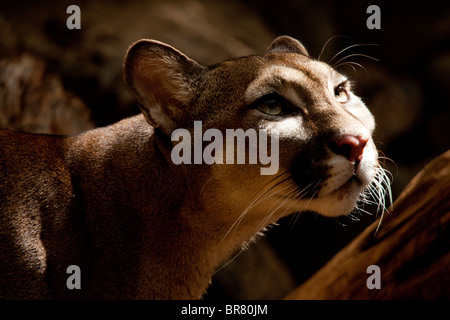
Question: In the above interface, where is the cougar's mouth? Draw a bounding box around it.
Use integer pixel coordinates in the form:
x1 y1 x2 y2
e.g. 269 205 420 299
328 173 363 200
314 164 367 200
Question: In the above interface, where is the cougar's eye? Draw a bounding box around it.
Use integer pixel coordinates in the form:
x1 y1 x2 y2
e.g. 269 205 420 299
255 93 294 117
334 84 350 103
258 99 283 116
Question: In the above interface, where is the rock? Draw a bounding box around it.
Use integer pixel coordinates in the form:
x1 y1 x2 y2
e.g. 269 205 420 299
0 54 94 135
286 150 450 299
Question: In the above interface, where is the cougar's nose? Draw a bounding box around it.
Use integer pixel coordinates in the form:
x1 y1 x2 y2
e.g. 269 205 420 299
330 134 370 164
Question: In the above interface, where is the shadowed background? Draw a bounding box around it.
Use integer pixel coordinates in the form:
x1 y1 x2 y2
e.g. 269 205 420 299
0 0 449 299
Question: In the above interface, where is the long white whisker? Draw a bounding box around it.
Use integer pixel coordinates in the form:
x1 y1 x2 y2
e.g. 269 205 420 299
199 175 215 200
285 180 322 232
220 173 292 243
256 179 318 232
213 185 299 276
242 171 290 206
372 165 393 234
332 53 379 68
328 43 378 65
212 244 248 275
318 35 352 62
355 206 373 216
246 181 293 211
335 61 370 76
255 185 301 234
336 62 357 73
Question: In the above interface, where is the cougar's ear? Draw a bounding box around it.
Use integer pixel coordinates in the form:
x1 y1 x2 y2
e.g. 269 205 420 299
124 39 205 135
266 35 309 56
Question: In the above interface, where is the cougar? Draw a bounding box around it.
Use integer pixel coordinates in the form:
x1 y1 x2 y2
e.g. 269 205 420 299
0 36 389 299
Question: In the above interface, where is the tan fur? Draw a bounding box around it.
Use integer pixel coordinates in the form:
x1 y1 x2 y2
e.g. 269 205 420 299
0 36 381 299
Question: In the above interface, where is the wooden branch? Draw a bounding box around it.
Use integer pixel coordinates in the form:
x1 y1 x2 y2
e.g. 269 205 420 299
286 149 450 299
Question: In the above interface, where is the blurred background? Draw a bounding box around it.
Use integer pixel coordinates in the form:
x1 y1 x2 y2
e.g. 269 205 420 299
1 0 449 299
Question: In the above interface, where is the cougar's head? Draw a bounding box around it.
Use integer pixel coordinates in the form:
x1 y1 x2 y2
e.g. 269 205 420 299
124 36 389 223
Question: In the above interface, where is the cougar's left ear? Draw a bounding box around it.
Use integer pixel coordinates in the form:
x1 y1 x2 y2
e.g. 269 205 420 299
124 39 205 135
266 35 309 56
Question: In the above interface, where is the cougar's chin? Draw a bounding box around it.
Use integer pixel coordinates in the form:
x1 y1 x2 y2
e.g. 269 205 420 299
275 176 367 218
310 151 377 217
312 176 364 217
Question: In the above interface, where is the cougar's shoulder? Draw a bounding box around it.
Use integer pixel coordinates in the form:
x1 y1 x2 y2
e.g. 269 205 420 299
0 130 84 299
0 130 70 211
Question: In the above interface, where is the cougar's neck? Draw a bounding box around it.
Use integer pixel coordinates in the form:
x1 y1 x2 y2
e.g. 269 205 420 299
63 115 259 299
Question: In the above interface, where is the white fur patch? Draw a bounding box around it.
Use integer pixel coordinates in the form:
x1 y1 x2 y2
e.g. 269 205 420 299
262 117 304 139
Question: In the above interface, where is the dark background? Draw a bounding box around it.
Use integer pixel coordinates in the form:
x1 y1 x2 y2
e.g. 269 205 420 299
1 0 449 299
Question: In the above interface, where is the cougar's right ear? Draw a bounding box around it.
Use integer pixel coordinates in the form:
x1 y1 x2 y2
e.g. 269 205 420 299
266 35 309 56
124 40 205 135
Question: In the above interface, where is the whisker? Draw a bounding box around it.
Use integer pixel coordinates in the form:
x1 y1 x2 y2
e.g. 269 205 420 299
257 180 319 233
212 243 248 275
354 161 393 236
241 171 290 207
214 184 300 276
335 61 370 77
355 205 373 216
332 53 379 68
372 165 393 234
212 172 296 275
348 213 361 221
377 154 398 169
221 172 293 243
285 179 322 232
199 175 215 200
318 35 353 62
328 43 378 65
336 62 357 73
245 175 294 211
255 185 301 233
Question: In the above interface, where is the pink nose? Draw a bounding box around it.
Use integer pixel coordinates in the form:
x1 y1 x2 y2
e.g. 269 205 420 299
331 134 369 163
